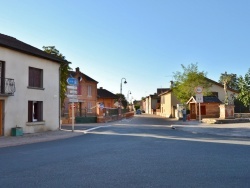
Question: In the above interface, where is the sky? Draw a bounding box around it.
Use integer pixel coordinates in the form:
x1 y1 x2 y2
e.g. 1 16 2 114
1 0 250 101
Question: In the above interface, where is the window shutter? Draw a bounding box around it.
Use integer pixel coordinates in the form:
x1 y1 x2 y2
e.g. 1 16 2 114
28 101 33 122
37 102 43 121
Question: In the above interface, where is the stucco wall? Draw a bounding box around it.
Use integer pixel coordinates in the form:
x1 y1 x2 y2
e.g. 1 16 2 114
210 84 235 103
0 47 60 135
160 92 180 118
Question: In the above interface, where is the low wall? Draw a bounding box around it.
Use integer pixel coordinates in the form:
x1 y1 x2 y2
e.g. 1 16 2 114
62 111 135 124
75 117 97 123
234 113 250 118
97 111 134 123
61 117 97 124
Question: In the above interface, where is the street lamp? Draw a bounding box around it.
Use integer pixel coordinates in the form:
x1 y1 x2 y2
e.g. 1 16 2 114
127 90 132 102
120 78 127 94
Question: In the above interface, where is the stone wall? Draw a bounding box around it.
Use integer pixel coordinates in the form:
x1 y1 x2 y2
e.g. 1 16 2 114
234 113 250 118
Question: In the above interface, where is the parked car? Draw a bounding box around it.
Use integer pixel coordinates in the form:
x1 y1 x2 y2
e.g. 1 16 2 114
136 109 142 114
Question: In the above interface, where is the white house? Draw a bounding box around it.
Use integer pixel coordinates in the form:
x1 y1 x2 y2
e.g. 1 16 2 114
0 33 69 136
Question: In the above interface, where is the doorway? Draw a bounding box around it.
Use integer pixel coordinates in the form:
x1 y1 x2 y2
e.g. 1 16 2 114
190 103 196 119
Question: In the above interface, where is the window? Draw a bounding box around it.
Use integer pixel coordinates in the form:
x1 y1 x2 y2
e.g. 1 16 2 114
87 85 92 97
197 105 206 115
87 102 92 113
29 67 43 88
201 106 206 115
77 85 81 95
28 101 43 122
161 96 165 104
211 92 218 97
0 61 5 93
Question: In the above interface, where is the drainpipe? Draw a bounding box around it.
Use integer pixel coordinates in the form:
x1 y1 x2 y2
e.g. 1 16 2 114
59 65 61 130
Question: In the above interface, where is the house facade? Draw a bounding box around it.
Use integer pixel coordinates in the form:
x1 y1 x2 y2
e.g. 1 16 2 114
97 87 118 116
0 33 67 136
141 98 146 112
159 89 180 118
187 96 222 119
145 94 160 114
186 79 238 119
157 78 238 119
63 67 98 122
144 88 169 115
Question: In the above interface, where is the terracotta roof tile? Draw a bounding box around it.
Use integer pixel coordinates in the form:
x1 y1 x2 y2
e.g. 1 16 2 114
0 33 69 64
69 71 98 83
97 88 117 99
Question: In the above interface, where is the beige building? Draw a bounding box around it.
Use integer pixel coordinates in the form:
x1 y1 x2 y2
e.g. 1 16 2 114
158 78 238 119
159 90 180 118
0 33 68 136
145 94 160 114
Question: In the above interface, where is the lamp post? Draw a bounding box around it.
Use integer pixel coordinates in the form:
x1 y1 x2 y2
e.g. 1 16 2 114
127 90 132 103
120 78 127 94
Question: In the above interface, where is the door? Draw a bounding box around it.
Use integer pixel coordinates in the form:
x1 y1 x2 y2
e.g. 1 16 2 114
190 103 196 119
0 100 4 136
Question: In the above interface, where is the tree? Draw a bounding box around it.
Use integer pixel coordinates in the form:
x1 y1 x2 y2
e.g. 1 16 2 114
218 72 238 90
43 46 72 111
172 63 212 104
237 68 250 109
218 72 238 104
115 93 128 109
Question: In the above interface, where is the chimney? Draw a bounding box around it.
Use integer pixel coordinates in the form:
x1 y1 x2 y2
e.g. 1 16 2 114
100 87 103 89
76 67 80 73
170 80 174 88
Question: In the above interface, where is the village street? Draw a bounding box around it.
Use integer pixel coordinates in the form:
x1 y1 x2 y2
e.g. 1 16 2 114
0 115 250 187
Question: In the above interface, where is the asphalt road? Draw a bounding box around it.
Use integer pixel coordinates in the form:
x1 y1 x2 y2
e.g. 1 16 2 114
1 114 250 188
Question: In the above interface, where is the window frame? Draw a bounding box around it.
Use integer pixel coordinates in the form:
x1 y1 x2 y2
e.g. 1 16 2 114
28 101 43 122
87 102 92 113
87 85 92 97
28 67 44 89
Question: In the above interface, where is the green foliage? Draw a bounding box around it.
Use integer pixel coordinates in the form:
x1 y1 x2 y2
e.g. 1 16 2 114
134 105 140 110
172 63 212 103
218 72 238 90
43 46 72 109
115 93 128 109
237 68 250 108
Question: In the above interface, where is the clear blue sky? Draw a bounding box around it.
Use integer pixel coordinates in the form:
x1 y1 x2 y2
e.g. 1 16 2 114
1 0 249 100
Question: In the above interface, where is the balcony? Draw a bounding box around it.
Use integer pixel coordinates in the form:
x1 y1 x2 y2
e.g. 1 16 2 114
0 78 15 96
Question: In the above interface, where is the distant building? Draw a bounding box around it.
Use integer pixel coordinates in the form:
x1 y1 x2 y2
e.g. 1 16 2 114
97 87 118 115
63 67 98 122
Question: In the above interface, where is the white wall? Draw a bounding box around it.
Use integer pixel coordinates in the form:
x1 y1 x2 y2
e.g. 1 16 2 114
0 47 60 135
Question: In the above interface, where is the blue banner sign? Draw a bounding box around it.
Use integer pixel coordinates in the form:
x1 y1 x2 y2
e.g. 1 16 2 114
67 77 78 85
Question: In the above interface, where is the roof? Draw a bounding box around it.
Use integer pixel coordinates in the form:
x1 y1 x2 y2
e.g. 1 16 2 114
158 77 238 97
187 96 222 104
0 33 69 64
157 88 170 95
158 89 172 96
97 88 118 99
69 71 98 83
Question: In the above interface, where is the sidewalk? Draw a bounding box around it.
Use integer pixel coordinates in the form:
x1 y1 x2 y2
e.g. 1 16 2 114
0 129 84 148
